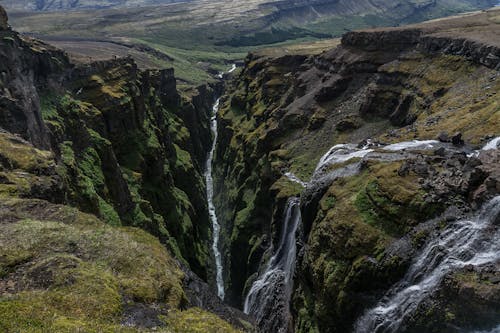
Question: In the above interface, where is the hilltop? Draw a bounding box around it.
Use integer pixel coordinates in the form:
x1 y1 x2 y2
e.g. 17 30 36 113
2 0 496 85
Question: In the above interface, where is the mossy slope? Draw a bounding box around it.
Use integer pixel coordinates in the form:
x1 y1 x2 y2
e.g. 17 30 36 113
213 10 500 331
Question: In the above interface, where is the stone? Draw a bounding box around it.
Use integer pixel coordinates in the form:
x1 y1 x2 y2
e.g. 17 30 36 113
437 131 450 142
434 147 446 156
0 6 8 30
451 132 464 146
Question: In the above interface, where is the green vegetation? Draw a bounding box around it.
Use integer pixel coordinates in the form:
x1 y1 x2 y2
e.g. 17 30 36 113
166 308 243 333
0 199 241 332
7 0 495 85
0 200 184 330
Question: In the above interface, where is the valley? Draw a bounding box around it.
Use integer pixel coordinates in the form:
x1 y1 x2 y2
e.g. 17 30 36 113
0 1 499 333
1 0 496 84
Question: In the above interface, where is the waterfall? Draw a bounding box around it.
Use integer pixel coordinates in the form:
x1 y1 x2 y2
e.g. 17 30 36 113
243 197 301 332
352 136 500 332
205 97 224 299
241 137 498 331
354 196 500 333
482 137 500 151
205 64 238 300
242 139 452 330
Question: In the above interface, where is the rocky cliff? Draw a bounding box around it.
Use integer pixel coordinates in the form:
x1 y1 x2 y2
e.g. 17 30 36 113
213 8 499 332
0 6 250 331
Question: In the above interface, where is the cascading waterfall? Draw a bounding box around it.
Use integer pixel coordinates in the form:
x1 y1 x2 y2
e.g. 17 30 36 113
242 139 454 331
243 197 302 331
205 64 237 300
354 196 500 333
244 138 500 333
205 97 224 299
354 137 500 333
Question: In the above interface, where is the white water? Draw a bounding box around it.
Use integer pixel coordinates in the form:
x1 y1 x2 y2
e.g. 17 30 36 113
228 64 237 73
354 196 500 333
312 139 445 182
383 139 439 151
242 137 499 330
205 97 225 299
315 144 374 172
482 137 500 151
204 64 237 299
217 64 237 78
243 197 301 323
284 172 308 188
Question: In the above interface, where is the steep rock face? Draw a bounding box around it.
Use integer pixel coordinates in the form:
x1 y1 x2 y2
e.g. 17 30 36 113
0 5 7 29
0 5 251 331
0 6 214 280
214 8 499 331
0 130 243 332
0 27 69 148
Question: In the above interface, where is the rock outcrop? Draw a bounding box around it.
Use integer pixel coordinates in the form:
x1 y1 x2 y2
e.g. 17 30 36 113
213 8 500 332
0 5 8 30
0 5 247 331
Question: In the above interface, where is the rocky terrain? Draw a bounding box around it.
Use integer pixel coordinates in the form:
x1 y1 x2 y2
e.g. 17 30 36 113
1 1 499 332
2 0 496 85
0 5 251 331
0 0 190 11
213 7 499 332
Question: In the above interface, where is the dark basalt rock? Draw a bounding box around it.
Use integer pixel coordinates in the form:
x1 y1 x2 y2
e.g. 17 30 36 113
182 265 254 331
0 5 8 30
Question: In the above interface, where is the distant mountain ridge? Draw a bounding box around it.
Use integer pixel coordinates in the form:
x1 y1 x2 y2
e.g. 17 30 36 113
2 0 497 12
0 0 191 11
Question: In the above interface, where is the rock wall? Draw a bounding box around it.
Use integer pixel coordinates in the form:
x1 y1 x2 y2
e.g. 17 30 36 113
0 6 215 280
214 12 500 332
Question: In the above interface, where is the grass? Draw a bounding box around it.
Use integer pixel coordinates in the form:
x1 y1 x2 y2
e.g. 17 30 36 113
7 0 495 86
0 201 243 332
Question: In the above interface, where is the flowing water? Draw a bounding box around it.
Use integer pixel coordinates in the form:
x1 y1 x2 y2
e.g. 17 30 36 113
205 64 238 300
242 137 499 331
205 97 224 299
243 198 301 319
354 196 500 333
482 137 500 151
243 139 456 330
353 137 500 332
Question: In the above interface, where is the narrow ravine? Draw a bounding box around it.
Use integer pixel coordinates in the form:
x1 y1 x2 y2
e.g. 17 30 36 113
205 64 237 300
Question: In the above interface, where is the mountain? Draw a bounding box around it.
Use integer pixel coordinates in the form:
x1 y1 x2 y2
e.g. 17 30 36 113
0 0 191 11
2 0 496 85
0 1 499 332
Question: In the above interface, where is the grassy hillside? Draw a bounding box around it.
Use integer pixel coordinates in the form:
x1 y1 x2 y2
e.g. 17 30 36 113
3 0 496 85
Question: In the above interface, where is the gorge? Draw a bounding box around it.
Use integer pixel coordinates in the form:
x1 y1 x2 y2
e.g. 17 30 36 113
211 7 500 333
0 2 499 333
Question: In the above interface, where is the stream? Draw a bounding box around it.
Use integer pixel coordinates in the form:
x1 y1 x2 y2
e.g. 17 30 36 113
205 64 237 300
242 137 499 332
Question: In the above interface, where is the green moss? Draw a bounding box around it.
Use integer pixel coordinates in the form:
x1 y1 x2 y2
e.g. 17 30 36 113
165 308 242 333
353 162 440 236
0 200 189 330
0 133 54 172
270 176 303 199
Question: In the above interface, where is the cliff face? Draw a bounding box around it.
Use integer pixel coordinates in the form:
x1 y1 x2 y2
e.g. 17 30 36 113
0 22 216 278
0 6 249 331
214 8 499 332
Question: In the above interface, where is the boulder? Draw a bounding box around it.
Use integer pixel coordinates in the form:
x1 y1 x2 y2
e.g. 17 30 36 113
0 6 8 30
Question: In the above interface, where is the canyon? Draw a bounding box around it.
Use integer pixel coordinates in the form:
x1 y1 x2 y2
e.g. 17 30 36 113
0 2 499 333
